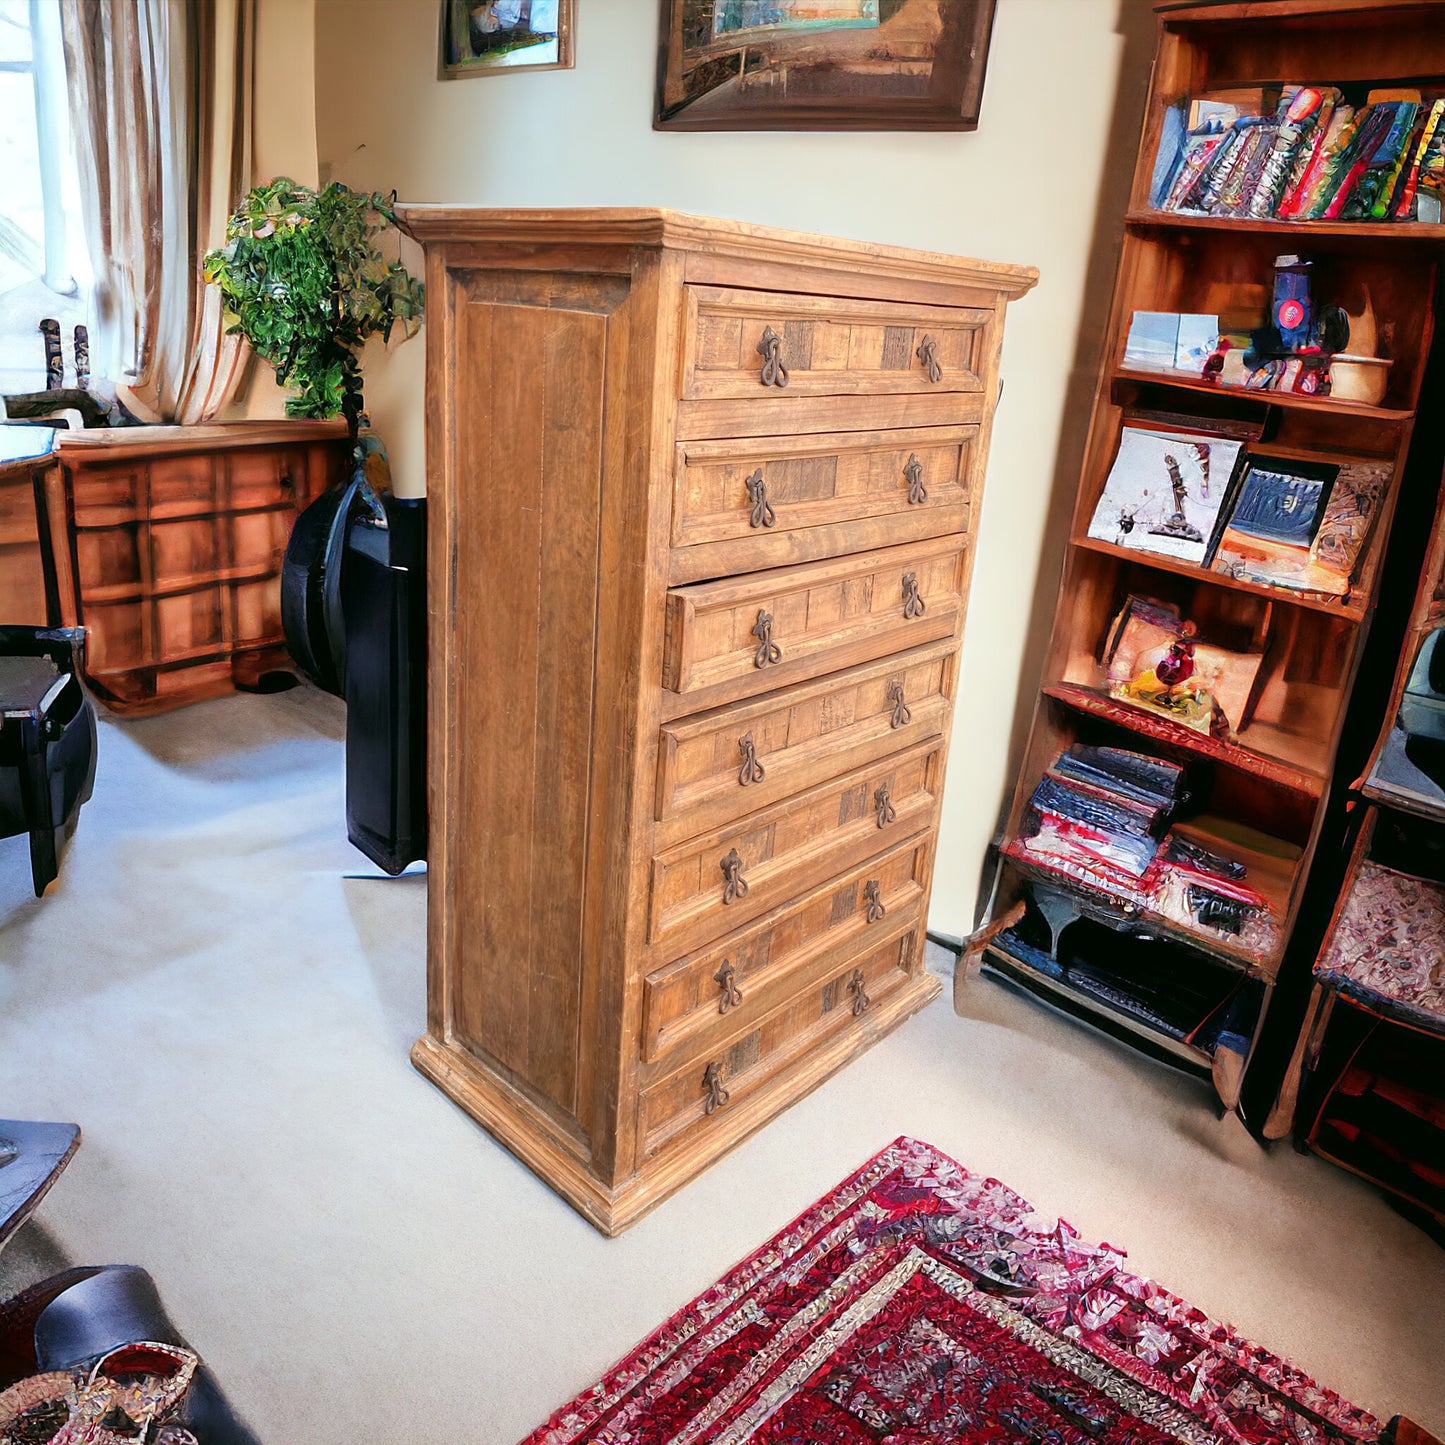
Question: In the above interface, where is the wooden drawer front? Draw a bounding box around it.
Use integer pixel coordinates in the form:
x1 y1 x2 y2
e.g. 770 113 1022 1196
69 464 144 530
226 446 305 509
639 927 918 1158
648 737 942 953
662 535 966 706
682 286 989 401
656 641 955 843
671 425 973 555
148 454 219 514
642 834 931 1064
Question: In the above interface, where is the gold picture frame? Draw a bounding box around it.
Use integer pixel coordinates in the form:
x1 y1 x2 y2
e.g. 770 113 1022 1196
439 0 575 79
655 0 995 131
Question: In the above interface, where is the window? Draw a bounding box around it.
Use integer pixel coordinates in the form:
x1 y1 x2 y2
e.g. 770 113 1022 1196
0 0 91 399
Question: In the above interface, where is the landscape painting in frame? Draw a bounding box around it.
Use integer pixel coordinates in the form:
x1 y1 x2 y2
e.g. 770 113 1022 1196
655 0 996 131
440 0 574 78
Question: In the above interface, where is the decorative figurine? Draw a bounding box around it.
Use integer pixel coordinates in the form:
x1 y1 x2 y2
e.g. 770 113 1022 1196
1146 453 1205 544
39 318 63 390
1113 622 1219 733
73 324 90 391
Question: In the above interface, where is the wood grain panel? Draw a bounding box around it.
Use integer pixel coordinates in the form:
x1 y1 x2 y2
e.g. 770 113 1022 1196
648 737 943 954
681 286 989 400
642 834 932 1063
662 535 967 709
670 424 974 566
449 275 624 1124
639 927 919 1157
654 640 955 845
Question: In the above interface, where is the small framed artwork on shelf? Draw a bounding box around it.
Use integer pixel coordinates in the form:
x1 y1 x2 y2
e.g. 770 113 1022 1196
1085 423 1247 565
654 0 996 131
439 0 574 78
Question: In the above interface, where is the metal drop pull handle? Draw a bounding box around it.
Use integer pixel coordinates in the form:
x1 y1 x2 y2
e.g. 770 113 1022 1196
752 609 782 669
745 469 776 528
887 681 911 730
738 732 765 787
917 334 943 383
863 879 886 923
874 784 896 829
902 572 926 619
714 959 743 1014
848 967 872 1016
720 848 749 905
758 326 789 388
904 453 927 505
703 1061 731 1114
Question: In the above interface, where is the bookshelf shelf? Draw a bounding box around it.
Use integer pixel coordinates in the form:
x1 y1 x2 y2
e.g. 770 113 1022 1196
1112 367 1414 424
1124 209 1445 248
1001 851 1286 979
981 939 1218 1076
1042 681 1328 795
1070 533 1370 620
963 0 1445 1119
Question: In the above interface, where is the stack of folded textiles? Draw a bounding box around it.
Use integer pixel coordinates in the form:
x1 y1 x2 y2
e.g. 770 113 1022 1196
1008 744 1276 952
1154 84 1445 223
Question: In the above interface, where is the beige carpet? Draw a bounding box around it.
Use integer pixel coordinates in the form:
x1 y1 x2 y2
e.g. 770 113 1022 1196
1 686 1441 1443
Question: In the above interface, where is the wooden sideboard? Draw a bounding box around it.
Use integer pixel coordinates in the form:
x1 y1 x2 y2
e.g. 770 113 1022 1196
41 422 347 714
402 207 1036 1233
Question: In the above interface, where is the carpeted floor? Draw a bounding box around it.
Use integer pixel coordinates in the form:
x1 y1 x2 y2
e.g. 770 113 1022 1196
0 686 1441 1444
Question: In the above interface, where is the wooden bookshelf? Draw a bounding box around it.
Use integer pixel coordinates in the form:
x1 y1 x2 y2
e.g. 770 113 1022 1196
962 0 1445 1119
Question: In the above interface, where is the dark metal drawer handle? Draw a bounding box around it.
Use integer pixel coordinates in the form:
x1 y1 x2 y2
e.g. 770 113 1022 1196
720 848 749 905
917 334 943 383
864 879 886 923
745 469 776 529
738 732 765 787
752 609 782 669
703 1060 731 1114
887 681 911 730
758 326 788 388
874 784 896 829
904 453 927 505
902 572 926 619
714 959 743 1014
849 967 872 1016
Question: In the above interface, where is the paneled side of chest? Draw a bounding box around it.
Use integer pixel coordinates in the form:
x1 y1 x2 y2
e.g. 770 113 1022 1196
405 209 1035 1235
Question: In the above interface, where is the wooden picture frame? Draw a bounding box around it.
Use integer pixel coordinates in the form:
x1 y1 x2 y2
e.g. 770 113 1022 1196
439 0 574 79
654 0 995 132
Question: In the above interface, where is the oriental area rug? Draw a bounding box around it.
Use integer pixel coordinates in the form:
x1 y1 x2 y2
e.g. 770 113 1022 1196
521 1137 1378 1445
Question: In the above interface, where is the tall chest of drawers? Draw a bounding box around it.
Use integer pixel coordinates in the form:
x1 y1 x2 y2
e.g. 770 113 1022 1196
402 208 1036 1233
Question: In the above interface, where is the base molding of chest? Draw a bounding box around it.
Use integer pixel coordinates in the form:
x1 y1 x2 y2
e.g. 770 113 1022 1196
412 964 941 1236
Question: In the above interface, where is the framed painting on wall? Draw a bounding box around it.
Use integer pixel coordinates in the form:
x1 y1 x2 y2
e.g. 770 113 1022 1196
654 0 996 131
440 0 574 78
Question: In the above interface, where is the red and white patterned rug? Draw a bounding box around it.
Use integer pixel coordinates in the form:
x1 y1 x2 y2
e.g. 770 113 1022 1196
521 1137 1378 1445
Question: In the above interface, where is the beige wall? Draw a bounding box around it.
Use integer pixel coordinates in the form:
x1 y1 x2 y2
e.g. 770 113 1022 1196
311 0 1153 938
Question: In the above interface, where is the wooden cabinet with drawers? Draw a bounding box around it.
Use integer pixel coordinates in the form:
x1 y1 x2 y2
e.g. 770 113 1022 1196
401 207 1035 1233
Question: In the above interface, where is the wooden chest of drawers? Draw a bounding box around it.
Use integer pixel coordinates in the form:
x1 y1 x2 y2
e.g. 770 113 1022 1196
402 208 1035 1233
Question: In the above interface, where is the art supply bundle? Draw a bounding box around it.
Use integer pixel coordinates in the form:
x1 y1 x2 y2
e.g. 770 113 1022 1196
1007 744 1276 949
1153 85 1445 224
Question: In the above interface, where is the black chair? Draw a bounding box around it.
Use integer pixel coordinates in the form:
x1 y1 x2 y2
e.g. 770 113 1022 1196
0 625 97 895
0 1266 260 1444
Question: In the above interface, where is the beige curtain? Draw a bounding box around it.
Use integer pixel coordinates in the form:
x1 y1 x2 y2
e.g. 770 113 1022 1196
60 0 255 424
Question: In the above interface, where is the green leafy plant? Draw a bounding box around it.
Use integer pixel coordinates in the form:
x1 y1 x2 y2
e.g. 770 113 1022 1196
204 178 424 436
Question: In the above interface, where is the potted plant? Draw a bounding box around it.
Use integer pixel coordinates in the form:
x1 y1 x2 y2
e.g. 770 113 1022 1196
204 177 424 440
205 179 425 697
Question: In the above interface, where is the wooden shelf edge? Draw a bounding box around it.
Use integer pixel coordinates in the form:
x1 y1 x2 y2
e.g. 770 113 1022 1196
1124 209 1445 247
1042 682 1326 796
1003 853 1282 979
1113 367 1414 424
1070 533 1369 620
980 941 1216 1075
